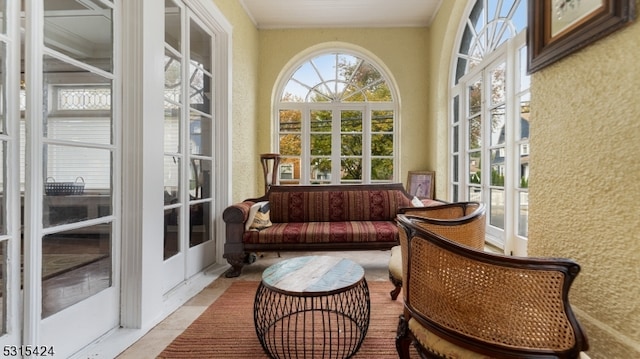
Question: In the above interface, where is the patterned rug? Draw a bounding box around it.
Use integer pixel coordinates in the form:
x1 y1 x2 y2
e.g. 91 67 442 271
158 281 420 358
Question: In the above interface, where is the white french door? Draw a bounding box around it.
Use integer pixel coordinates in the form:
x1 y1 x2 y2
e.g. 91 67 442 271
162 0 216 292
0 0 22 348
5 1 121 357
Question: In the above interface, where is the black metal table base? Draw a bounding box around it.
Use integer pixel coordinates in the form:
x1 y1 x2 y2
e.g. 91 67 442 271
254 279 370 359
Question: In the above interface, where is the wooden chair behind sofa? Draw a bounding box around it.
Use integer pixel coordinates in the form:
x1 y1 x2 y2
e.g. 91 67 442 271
395 214 589 358
388 202 486 300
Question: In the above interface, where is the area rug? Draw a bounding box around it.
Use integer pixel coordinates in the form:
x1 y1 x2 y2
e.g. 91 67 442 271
158 281 417 358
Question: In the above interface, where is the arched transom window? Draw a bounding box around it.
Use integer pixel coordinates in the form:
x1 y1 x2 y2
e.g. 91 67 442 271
275 50 397 185
450 0 530 254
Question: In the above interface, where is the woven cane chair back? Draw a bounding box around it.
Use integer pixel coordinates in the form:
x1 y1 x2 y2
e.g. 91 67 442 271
396 215 589 358
400 202 486 250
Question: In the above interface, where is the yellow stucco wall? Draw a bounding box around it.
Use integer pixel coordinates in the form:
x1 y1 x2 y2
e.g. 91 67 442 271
219 0 639 354
528 2 640 357
257 28 431 190
212 0 260 202
430 1 640 357
427 0 466 199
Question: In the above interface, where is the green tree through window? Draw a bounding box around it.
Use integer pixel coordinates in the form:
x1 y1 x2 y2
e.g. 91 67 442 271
277 51 396 184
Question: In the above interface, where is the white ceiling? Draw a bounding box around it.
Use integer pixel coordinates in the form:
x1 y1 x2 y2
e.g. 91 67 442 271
239 0 444 29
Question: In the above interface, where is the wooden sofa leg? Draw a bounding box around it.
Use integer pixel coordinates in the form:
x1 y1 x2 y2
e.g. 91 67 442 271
389 272 402 300
396 314 412 359
390 284 401 301
223 252 246 278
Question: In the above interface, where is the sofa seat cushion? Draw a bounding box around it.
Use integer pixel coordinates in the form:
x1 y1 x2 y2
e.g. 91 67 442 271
243 221 398 244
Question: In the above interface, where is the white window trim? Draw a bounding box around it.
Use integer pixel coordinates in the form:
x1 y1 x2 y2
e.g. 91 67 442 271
449 2 529 255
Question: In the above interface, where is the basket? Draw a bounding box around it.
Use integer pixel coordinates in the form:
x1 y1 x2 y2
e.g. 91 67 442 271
45 177 85 196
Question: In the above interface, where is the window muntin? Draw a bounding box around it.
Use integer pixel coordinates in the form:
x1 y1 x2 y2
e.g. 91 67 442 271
277 51 396 185
450 0 529 251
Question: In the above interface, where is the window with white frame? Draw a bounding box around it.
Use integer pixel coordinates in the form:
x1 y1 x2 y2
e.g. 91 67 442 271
450 0 530 253
276 50 397 185
163 0 216 260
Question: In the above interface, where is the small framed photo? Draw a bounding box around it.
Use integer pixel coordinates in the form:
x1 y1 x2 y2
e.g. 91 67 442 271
527 0 635 73
407 171 435 199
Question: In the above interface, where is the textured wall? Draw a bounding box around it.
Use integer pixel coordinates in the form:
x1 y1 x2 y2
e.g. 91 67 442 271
212 0 261 202
257 28 431 186
529 3 640 358
430 0 640 357
427 0 466 199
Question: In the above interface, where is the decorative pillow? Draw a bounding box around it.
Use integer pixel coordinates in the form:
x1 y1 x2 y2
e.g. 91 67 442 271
246 201 272 231
245 201 265 231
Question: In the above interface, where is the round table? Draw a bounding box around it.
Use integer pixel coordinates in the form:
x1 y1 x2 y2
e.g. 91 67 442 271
254 255 370 359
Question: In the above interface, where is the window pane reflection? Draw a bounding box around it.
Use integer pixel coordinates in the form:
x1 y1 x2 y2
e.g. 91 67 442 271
469 186 481 202
43 0 113 73
519 192 529 237
164 208 179 259
371 134 393 156
189 19 211 72
341 158 362 181
490 189 505 229
165 0 181 52
189 159 210 200
164 156 180 204
164 102 180 153
165 52 182 104
279 134 301 156
42 223 112 318
0 240 6 334
0 142 4 234
310 158 331 183
43 145 112 227
280 158 299 184
0 43 5 135
371 110 393 131
189 113 211 156
189 66 210 112
0 0 6 34
279 109 301 132
189 202 209 247
371 158 392 181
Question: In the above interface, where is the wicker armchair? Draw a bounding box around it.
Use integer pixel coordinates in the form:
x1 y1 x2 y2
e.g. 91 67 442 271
395 214 589 358
388 202 486 300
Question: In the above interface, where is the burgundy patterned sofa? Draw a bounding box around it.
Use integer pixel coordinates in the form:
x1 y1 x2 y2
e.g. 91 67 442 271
222 183 416 277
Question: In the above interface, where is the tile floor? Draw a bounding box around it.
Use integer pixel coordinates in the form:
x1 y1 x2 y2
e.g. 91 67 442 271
116 249 394 358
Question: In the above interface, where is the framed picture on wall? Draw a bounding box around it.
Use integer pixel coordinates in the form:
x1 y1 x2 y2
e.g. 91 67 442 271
407 171 435 199
527 0 635 73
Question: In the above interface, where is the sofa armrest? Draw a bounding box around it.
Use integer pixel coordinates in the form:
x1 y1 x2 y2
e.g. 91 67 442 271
222 201 254 224
223 201 256 277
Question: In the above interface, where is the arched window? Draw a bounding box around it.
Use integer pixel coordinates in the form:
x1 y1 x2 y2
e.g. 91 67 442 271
275 49 398 185
450 0 530 254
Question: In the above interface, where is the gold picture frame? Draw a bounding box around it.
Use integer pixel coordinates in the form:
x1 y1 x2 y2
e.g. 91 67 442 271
527 0 635 74
407 171 435 199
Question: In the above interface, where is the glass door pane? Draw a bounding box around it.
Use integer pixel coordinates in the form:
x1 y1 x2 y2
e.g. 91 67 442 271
41 57 114 316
